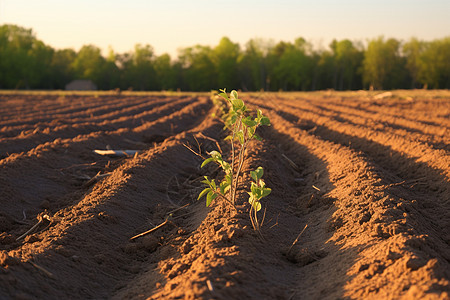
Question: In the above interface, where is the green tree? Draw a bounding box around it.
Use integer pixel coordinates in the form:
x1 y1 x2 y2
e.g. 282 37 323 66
0 24 53 89
330 39 363 90
238 38 271 91
178 45 216 91
154 53 176 90
403 37 425 88
99 47 121 89
418 37 450 89
72 45 106 86
49 49 76 89
273 38 314 91
130 44 157 90
363 37 407 90
212 37 240 90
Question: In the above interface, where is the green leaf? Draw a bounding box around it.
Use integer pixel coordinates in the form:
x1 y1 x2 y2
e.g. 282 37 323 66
255 188 262 199
231 98 244 111
206 191 217 207
236 131 244 145
254 167 264 180
247 126 255 138
222 161 231 174
242 117 257 127
210 179 217 190
254 134 262 141
224 135 232 141
201 176 210 184
261 187 272 198
251 182 258 194
257 109 262 119
260 116 271 126
250 171 258 182
230 114 237 124
226 174 232 184
198 188 211 200
219 181 229 194
249 197 262 211
201 158 214 168
218 89 228 101
230 90 238 100
209 150 222 161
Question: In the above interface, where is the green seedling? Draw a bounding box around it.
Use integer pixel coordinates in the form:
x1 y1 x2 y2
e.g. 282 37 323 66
198 151 232 206
198 89 272 232
248 166 271 231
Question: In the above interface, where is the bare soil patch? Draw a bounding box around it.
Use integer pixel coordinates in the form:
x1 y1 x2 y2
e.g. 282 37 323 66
0 90 449 299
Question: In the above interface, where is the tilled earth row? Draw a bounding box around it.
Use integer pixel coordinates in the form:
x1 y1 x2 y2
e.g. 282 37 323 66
0 91 449 299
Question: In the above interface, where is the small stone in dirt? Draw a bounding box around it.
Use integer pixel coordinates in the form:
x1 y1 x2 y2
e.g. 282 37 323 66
283 247 317 266
406 256 426 271
181 241 192 254
71 255 80 262
141 236 159 253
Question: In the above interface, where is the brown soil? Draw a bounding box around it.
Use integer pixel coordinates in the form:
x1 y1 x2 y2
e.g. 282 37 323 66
0 90 449 299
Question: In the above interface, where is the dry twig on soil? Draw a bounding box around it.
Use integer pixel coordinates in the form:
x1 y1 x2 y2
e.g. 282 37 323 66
16 214 51 241
83 172 112 187
130 217 170 240
196 132 223 153
93 149 139 156
29 261 54 278
287 224 308 255
282 154 300 171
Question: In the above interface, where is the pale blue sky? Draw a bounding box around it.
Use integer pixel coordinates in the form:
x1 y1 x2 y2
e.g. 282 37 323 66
1 0 449 56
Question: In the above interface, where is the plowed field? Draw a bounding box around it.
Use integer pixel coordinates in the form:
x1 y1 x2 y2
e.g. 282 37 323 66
0 90 449 299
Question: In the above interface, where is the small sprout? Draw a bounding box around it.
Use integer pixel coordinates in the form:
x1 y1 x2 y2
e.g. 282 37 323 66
248 167 271 231
198 89 272 232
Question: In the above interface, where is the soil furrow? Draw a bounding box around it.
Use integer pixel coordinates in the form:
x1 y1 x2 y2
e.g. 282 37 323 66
0 97 193 156
0 97 208 165
249 96 450 180
0 96 181 141
0 95 166 131
0 114 220 299
318 97 450 129
308 100 449 138
0 95 132 124
275 98 447 149
0 98 211 226
259 108 450 299
272 96 449 146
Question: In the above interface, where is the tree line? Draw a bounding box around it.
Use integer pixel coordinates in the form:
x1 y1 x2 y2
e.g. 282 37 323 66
1 24 449 91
